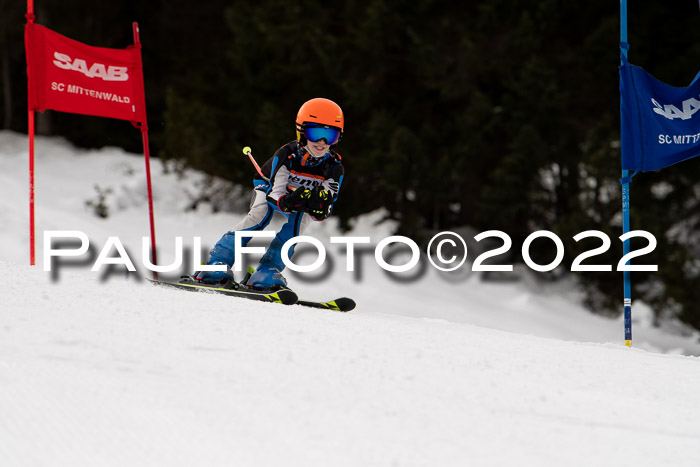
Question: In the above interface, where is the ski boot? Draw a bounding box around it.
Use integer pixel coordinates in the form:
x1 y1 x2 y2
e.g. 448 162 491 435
246 264 287 290
195 261 234 285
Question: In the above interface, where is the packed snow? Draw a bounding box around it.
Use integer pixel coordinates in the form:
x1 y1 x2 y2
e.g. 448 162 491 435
1 130 699 466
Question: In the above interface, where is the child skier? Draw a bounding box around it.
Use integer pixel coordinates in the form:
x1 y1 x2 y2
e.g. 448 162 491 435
195 98 345 289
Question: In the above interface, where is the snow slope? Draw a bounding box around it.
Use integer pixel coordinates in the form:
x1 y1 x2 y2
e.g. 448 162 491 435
2 131 700 466
3 265 700 467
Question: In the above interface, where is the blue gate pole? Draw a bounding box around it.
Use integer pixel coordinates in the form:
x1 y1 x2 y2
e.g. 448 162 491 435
622 182 632 347
620 0 632 347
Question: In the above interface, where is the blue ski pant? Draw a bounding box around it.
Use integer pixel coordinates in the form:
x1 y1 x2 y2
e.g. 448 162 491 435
208 189 312 271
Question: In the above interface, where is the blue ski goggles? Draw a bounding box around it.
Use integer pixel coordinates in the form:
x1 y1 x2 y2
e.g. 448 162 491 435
304 124 341 145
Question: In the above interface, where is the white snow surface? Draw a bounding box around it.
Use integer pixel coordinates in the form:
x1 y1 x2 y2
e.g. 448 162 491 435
1 131 700 466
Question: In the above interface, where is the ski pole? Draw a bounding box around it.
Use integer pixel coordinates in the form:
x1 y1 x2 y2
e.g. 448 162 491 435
242 146 269 181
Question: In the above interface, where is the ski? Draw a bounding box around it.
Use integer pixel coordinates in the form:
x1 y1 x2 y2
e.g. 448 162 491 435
238 267 355 312
148 274 355 312
295 297 356 312
147 277 298 305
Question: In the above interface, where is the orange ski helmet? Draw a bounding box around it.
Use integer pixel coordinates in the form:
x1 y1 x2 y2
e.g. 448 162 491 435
296 98 344 146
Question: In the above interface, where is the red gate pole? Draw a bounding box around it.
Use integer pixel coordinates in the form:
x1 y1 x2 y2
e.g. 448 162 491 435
132 22 158 280
26 0 36 266
141 125 158 280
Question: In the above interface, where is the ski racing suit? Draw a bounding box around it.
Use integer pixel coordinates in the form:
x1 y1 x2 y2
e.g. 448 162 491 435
208 140 344 274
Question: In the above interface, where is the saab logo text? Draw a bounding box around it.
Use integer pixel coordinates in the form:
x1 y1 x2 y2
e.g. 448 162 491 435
52 51 129 82
651 96 700 121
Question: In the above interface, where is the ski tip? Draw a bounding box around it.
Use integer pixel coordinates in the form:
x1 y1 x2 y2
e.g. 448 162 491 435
333 297 356 312
296 297 356 312
274 288 299 305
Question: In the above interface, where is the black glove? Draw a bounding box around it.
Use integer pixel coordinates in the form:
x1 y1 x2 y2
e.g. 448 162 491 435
306 187 333 220
278 187 312 213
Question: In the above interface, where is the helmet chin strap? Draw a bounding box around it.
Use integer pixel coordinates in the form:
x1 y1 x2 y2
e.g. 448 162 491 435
300 145 328 167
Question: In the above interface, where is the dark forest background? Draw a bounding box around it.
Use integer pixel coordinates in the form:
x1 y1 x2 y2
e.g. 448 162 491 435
2 1 700 330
